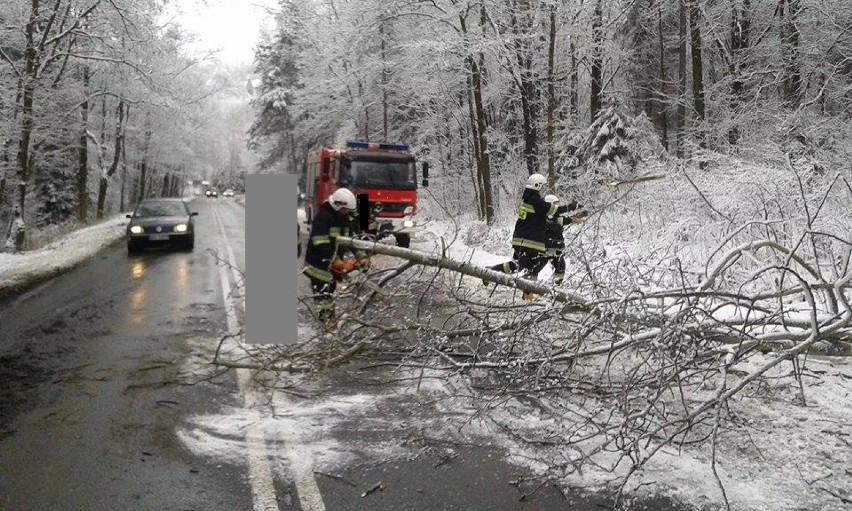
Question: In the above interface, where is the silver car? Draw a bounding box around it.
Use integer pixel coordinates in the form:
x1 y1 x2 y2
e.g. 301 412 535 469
126 198 198 253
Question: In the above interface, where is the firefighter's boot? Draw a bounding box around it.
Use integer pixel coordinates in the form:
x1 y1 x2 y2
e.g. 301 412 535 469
316 300 335 322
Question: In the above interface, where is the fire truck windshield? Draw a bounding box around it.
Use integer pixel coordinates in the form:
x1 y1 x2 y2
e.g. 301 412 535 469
339 158 416 190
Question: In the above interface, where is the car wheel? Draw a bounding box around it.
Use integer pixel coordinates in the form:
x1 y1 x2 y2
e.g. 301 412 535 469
184 235 195 251
127 241 141 254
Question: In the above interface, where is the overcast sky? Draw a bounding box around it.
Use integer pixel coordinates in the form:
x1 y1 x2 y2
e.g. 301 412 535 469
166 0 277 66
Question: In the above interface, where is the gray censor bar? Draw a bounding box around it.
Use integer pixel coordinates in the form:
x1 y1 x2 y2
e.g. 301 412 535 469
245 174 298 344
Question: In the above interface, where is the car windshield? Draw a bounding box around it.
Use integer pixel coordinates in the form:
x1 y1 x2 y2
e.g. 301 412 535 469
134 201 187 217
339 158 416 190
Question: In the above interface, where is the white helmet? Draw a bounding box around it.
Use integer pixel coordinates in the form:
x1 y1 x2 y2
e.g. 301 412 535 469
329 188 356 211
525 173 547 191
544 194 559 204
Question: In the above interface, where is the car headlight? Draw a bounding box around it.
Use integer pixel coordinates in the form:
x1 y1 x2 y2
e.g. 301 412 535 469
130 225 143 234
403 220 415 228
175 224 188 232
403 206 414 215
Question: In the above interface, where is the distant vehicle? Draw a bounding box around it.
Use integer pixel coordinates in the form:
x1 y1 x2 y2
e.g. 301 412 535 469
222 189 234 197
205 189 218 198
126 198 198 253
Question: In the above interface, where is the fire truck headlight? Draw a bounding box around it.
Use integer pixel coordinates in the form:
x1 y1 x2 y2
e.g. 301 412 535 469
403 220 415 228
404 206 414 215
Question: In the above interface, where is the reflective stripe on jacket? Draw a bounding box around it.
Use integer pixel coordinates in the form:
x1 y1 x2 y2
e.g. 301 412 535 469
510 188 557 253
304 202 353 279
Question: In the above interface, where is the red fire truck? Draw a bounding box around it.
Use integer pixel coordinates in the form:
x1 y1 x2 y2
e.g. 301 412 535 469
304 141 429 248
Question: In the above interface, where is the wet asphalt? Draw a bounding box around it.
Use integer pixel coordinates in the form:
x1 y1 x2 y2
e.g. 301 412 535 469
0 197 691 511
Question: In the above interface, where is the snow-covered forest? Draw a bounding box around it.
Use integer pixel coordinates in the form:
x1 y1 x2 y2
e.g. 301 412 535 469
251 0 852 217
0 0 253 252
247 1 852 509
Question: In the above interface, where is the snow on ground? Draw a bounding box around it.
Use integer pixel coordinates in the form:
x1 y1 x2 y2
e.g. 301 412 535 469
417 355 852 511
0 179 834 509
406 215 852 511
126 189 849 510
0 214 127 298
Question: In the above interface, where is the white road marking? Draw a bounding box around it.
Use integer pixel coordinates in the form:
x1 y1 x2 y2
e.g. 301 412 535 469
214 207 327 511
217 237 280 511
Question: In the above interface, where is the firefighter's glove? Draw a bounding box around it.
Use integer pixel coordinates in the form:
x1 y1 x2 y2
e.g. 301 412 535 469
357 257 371 270
570 209 589 224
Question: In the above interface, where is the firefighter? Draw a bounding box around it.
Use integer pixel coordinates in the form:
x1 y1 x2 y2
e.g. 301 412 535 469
536 194 585 286
486 173 556 299
303 188 360 321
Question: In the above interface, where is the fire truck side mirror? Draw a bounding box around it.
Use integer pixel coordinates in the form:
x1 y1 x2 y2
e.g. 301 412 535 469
421 162 429 188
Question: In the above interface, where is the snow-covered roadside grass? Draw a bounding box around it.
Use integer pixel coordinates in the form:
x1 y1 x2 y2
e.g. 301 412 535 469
0 214 127 299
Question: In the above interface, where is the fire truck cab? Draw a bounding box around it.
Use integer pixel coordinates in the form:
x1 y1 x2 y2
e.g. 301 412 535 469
304 141 429 248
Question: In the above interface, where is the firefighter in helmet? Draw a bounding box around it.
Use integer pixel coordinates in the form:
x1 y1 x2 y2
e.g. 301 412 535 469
533 194 586 286
486 174 554 298
487 174 583 299
303 187 362 321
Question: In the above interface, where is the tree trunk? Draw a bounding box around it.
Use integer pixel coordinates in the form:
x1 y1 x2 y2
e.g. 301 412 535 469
380 21 389 141
546 5 557 185
689 0 705 165
161 173 170 197
119 107 129 212
1 79 23 209
569 38 578 122
590 0 604 123
137 129 151 203
689 1 705 122
475 7 494 224
0 167 5 208
657 0 669 150
359 80 369 140
96 100 125 218
77 65 90 221
460 10 493 223
513 0 539 176
466 75 485 219
138 161 148 202
780 0 802 107
728 0 751 145
9 0 39 251
129 166 139 211
676 0 687 158
336 236 588 306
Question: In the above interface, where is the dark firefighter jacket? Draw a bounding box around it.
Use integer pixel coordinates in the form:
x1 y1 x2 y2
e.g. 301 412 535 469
304 202 355 283
511 188 559 253
545 217 565 252
545 200 582 252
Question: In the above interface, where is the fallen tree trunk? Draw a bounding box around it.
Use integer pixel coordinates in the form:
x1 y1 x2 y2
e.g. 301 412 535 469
335 236 590 309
